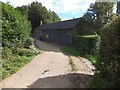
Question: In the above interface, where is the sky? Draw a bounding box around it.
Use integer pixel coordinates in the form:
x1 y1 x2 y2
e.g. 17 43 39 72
0 0 117 21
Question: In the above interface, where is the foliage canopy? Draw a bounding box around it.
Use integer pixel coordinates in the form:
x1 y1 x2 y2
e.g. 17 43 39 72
2 2 31 47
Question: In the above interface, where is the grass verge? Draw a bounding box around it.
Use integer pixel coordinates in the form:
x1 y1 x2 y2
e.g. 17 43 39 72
68 55 77 72
2 55 34 79
61 47 97 65
1 46 40 80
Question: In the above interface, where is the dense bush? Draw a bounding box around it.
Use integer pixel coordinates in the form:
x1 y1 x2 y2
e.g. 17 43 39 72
91 16 120 88
18 46 40 56
24 37 34 48
2 46 40 79
17 48 35 56
2 50 33 79
1 2 40 79
2 2 31 47
73 35 100 55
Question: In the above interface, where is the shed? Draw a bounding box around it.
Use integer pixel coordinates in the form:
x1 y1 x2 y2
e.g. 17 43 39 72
34 18 80 46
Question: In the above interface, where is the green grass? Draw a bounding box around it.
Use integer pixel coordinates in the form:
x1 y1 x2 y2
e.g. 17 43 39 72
68 55 77 72
2 55 34 79
1 46 40 80
60 47 80 57
85 54 96 65
61 47 97 65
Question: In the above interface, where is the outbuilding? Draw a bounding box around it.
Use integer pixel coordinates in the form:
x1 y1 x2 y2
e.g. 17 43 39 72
34 18 80 46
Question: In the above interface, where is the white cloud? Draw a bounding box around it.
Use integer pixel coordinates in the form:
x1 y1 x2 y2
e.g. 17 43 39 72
1 0 96 14
61 17 75 21
41 0 96 14
113 3 117 13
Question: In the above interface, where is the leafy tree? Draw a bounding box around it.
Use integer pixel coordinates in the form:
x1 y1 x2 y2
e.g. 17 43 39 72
83 2 114 35
16 5 30 18
77 2 114 35
83 3 96 21
27 1 61 36
28 1 43 32
93 2 114 34
76 17 95 35
76 3 96 35
2 2 31 48
48 10 61 23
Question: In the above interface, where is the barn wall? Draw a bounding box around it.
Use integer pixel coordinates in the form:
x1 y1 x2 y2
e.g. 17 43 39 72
49 30 59 43
59 29 72 46
42 29 73 46
42 30 59 43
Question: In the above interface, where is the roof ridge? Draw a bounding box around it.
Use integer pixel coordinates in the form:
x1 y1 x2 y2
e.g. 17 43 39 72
35 17 80 30
42 17 80 25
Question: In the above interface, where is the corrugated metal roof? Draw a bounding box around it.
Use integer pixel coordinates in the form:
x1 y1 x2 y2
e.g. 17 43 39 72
36 18 80 30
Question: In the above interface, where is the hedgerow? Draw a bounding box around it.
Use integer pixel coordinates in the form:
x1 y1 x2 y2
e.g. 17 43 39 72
91 16 120 88
73 35 100 55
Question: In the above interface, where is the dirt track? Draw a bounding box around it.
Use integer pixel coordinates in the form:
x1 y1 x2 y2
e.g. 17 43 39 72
1 40 95 88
